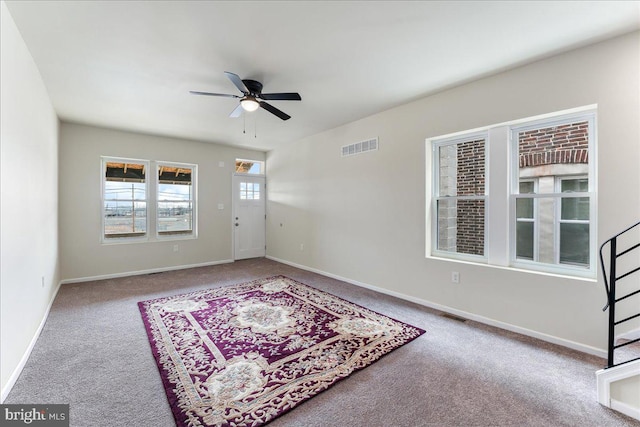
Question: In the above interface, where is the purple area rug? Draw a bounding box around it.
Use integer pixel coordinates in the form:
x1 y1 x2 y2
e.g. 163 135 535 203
138 275 425 427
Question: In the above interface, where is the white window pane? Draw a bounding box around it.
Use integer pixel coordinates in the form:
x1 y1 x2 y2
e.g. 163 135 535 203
236 159 264 174
516 221 534 260
518 121 589 193
561 197 590 221
104 182 146 201
560 223 590 265
516 198 534 219
104 203 147 235
158 183 191 201
438 140 485 197
436 198 485 256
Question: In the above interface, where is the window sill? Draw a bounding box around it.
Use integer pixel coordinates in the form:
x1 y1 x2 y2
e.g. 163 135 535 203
101 234 197 245
156 233 197 241
425 254 597 283
101 235 149 245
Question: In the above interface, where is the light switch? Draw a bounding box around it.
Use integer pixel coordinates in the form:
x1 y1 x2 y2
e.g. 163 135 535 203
218 161 225 167
218 203 224 210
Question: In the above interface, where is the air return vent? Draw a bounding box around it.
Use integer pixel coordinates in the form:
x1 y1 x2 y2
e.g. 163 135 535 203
341 137 378 157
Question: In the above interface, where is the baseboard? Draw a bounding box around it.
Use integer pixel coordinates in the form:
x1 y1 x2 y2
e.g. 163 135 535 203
611 398 640 421
59 259 234 284
1 280 63 403
266 255 607 358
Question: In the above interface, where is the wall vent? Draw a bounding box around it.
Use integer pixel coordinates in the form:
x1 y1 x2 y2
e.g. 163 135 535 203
341 137 378 157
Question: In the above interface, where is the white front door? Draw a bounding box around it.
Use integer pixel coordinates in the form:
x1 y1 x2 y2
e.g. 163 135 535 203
232 174 266 260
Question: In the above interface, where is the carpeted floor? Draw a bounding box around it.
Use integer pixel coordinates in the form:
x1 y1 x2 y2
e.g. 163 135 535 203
5 258 639 427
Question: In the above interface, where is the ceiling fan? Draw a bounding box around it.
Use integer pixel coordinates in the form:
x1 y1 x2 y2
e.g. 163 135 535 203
190 71 301 121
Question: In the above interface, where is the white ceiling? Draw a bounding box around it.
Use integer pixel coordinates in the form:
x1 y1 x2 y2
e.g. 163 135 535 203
5 1 640 151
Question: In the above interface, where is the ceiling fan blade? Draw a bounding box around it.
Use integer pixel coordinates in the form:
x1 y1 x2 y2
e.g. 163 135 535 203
229 104 244 118
260 92 302 101
190 90 239 98
224 71 249 94
260 101 291 120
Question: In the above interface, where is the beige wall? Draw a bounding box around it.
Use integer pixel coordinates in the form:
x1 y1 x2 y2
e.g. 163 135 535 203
1 2 60 398
266 32 640 353
59 123 265 281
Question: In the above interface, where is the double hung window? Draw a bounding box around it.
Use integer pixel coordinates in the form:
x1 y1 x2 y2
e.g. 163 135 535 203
512 117 594 272
102 159 148 239
429 107 596 278
157 163 195 236
433 134 487 260
102 157 197 242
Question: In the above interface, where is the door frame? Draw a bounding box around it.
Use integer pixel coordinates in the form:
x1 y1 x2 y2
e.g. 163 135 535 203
232 173 266 260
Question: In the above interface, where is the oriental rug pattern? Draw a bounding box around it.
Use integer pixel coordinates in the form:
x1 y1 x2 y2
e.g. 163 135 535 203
138 275 424 427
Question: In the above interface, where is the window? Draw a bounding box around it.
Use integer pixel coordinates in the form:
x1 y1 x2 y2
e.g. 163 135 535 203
428 107 596 278
240 181 261 200
157 163 196 236
433 134 487 259
558 177 590 265
102 158 148 239
101 158 198 243
235 159 264 174
512 117 593 272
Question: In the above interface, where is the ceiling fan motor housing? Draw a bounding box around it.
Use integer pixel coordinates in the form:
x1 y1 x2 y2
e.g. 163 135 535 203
243 79 263 95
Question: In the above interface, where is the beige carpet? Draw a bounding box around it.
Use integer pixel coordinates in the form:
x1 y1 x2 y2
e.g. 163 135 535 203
5 258 639 427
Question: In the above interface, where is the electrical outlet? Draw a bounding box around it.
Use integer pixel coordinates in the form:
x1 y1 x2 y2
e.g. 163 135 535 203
300 243 304 251
173 244 179 252
451 272 460 284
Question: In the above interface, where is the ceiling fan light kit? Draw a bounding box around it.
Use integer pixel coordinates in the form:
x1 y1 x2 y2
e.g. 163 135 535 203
190 71 301 121
240 96 260 112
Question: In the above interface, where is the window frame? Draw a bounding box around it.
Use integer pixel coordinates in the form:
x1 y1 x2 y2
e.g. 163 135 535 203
431 131 489 263
101 156 150 243
556 175 590 267
156 161 198 240
239 180 262 200
426 106 597 280
509 113 596 277
235 158 265 175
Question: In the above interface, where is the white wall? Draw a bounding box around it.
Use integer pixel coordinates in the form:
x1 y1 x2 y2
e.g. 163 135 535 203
266 32 640 353
611 374 640 419
59 123 265 281
0 2 60 399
